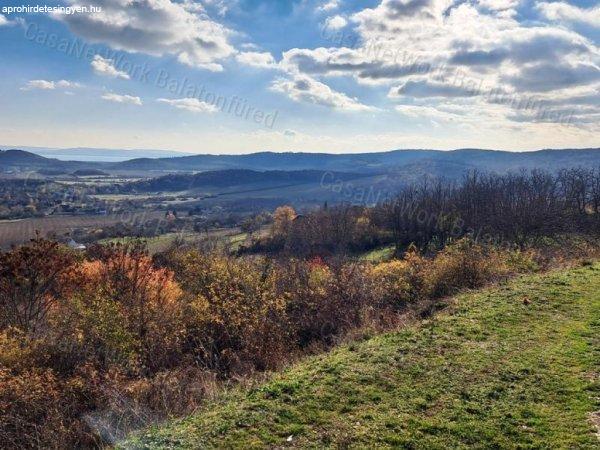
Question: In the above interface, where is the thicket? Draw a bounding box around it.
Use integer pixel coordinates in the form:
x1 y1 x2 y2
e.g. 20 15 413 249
248 169 600 256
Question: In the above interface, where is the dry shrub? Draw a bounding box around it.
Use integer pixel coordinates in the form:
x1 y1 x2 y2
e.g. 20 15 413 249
80 366 219 445
0 237 78 335
423 239 505 298
166 249 290 374
0 241 191 448
66 243 186 374
530 235 600 269
0 368 96 449
422 238 541 299
369 245 428 309
119 367 219 417
276 257 378 348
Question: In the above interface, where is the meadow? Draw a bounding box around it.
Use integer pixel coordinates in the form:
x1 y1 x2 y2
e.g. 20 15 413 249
0 211 165 249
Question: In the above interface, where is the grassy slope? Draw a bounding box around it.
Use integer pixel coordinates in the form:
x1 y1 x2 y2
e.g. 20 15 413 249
99 229 247 254
124 264 600 449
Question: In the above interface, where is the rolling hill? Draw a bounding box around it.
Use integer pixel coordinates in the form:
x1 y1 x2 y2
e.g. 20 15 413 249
2 148 600 181
0 149 102 172
119 169 368 192
111 148 600 175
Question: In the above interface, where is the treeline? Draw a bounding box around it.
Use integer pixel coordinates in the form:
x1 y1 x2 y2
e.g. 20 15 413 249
378 168 600 248
250 169 600 256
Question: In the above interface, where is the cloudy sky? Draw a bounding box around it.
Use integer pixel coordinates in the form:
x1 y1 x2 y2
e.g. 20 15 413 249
0 0 598 153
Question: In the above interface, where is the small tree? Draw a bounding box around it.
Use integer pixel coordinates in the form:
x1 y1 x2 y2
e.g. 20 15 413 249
0 238 76 334
272 206 296 237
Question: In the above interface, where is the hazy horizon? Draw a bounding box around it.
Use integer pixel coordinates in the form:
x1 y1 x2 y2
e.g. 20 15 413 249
3 144 600 162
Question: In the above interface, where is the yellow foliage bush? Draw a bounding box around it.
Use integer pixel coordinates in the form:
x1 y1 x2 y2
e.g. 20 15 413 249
423 238 524 298
168 250 289 373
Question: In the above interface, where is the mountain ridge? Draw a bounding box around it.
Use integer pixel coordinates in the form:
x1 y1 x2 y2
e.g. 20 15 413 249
2 148 600 179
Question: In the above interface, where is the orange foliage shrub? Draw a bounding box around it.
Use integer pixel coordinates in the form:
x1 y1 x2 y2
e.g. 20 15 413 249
67 243 185 373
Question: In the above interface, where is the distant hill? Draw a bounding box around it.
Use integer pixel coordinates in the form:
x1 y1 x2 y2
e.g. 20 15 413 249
121 169 367 192
0 149 50 165
1 146 194 162
111 148 600 175
2 148 600 181
0 149 102 171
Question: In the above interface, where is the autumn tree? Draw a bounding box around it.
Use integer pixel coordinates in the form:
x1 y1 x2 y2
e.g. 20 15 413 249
79 242 183 372
272 205 296 237
0 238 77 334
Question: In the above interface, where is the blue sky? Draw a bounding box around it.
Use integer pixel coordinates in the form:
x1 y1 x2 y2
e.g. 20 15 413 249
0 0 598 154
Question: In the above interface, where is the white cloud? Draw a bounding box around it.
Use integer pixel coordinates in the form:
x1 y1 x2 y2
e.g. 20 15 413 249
157 97 218 113
317 0 340 12
21 80 81 90
201 0 231 16
352 0 454 35
23 80 55 90
271 75 373 111
395 104 462 122
54 0 236 71
324 15 347 30
91 55 130 79
502 62 600 93
57 80 80 88
0 14 10 26
478 0 520 12
536 2 600 28
101 93 142 105
240 42 260 50
235 51 277 68
278 0 600 126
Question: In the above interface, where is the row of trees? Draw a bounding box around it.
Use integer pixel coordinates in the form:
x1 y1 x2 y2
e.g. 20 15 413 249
253 169 600 256
376 168 600 249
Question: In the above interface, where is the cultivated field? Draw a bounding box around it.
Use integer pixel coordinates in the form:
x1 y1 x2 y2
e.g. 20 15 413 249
0 211 165 248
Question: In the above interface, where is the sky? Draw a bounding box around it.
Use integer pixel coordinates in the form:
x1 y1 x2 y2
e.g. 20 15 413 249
0 0 598 154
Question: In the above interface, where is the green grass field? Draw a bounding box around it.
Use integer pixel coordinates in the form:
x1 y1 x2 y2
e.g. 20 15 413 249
360 244 396 262
123 263 600 449
99 229 247 254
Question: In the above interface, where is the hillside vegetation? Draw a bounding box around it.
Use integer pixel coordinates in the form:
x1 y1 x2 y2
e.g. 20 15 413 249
125 263 600 449
2 169 600 448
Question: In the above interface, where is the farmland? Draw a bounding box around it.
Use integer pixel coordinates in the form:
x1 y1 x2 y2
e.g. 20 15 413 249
0 211 165 248
100 228 249 254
